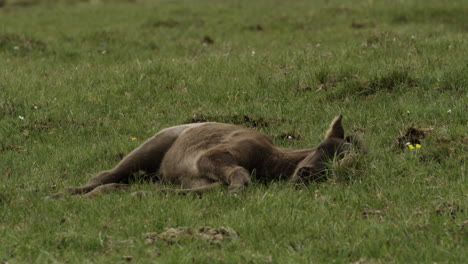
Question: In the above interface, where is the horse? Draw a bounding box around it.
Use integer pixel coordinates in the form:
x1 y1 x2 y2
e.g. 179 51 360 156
48 115 363 198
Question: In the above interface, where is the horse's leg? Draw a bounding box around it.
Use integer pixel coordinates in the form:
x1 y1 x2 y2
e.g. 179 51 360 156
225 166 251 193
83 183 130 198
48 125 190 199
158 182 223 194
197 151 251 193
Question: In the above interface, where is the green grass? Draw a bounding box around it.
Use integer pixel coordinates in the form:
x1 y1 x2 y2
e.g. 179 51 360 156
0 0 467 262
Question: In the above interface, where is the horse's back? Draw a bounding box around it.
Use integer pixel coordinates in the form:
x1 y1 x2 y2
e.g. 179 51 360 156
159 123 272 186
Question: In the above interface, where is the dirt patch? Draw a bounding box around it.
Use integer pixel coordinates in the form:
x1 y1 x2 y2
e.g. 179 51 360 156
0 33 46 54
396 127 431 150
201 36 214 45
435 136 468 145
115 152 126 160
273 64 296 75
309 70 360 95
19 119 90 134
460 137 468 144
8 0 38 7
143 226 238 245
245 24 264 31
186 113 218 123
0 145 22 153
239 115 270 127
294 83 313 93
365 31 398 46
275 130 302 141
185 114 284 128
152 19 180 28
361 207 387 220
315 70 338 91
459 220 468 229
435 201 464 219
350 20 374 29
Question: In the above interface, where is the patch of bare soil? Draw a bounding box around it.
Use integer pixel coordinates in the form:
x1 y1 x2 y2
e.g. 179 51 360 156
435 201 464 219
294 83 313 93
8 0 38 8
436 136 468 145
115 152 126 160
18 118 92 134
365 31 399 46
361 207 387 220
460 220 468 229
460 136 467 144
275 130 302 141
350 20 375 29
245 24 264 31
185 113 286 128
0 145 21 153
0 33 46 53
396 127 432 150
143 226 238 245
152 19 180 28
315 70 338 91
201 36 214 45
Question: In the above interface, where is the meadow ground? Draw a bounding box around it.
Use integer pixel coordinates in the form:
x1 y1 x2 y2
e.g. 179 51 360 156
0 0 467 263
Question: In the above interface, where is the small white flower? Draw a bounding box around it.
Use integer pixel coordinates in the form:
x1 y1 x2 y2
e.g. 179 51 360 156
407 111 410 114
13 46 19 50
251 50 255 56
18 116 25 120
287 136 293 140
33 105 38 109
447 109 452 114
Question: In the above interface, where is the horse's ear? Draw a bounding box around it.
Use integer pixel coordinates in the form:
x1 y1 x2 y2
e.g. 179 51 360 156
325 115 345 139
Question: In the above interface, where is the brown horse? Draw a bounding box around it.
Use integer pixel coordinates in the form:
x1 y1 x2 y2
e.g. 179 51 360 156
49 115 362 198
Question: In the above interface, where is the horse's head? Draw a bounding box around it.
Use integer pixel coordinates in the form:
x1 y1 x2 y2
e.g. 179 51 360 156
290 115 364 183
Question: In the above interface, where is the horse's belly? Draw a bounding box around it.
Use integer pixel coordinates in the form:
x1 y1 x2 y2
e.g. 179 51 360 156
159 149 203 187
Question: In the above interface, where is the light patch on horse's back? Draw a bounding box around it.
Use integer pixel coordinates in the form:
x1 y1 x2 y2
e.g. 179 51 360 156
179 122 246 136
158 122 208 137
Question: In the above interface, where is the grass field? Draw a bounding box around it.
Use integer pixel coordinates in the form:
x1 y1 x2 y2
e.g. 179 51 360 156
0 0 467 263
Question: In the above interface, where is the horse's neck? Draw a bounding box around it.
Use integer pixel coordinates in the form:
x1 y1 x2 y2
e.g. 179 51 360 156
261 147 315 179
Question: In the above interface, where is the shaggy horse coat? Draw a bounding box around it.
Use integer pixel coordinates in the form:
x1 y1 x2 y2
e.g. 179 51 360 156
50 115 360 198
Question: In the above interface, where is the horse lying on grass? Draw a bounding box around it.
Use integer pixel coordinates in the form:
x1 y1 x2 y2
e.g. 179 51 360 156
48 115 364 198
